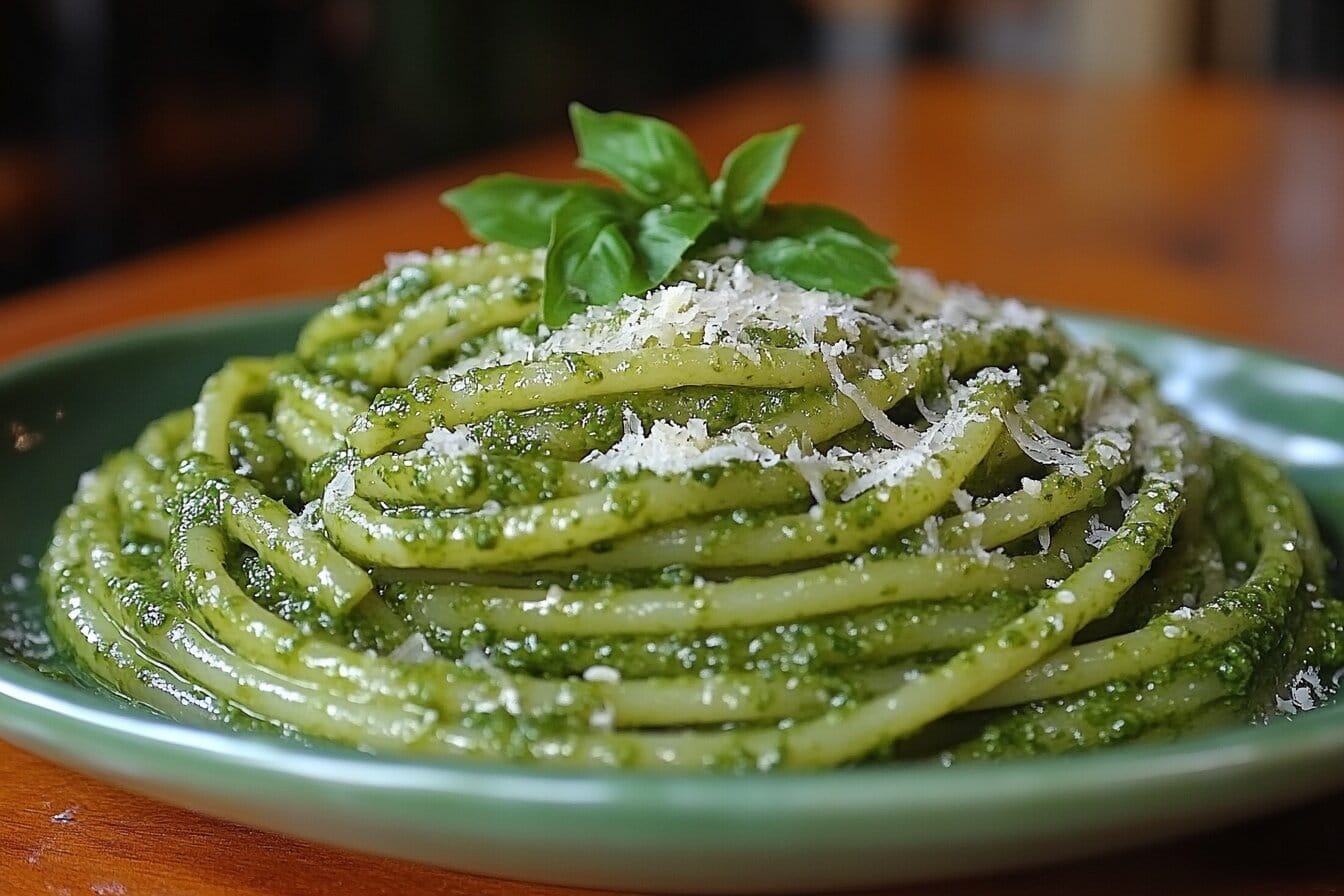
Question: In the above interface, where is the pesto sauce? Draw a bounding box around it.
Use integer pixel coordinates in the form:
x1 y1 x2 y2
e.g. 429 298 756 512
34 245 1342 770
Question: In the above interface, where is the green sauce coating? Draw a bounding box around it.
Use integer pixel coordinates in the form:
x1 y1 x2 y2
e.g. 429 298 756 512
38 244 1340 769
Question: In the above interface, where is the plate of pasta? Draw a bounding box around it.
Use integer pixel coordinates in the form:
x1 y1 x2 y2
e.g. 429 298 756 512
1 107 1341 893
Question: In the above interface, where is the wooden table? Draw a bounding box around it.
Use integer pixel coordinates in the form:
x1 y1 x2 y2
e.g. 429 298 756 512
2 68 1342 895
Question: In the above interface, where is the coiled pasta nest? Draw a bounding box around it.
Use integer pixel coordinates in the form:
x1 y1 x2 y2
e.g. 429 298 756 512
43 244 1342 769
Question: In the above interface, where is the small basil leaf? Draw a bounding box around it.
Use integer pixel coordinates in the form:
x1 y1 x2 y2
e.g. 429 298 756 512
749 203 893 256
562 183 644 221
570 103 711 205
440 175 573 248
543 196 648 327
712 124 800 230
634 204 718 284
743 227 897 296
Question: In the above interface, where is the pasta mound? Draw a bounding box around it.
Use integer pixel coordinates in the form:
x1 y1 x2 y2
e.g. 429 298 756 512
41 245 1342 769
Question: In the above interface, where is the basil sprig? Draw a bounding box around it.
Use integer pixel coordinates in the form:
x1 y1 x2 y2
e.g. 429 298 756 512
442 103 896 326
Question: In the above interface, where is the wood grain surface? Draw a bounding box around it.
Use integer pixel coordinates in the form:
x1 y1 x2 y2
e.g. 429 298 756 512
2 68 1342 896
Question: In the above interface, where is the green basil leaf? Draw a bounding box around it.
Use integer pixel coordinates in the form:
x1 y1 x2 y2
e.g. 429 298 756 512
749 203 894 256
712 124 800 230
569 103 711 205
743 227 897 296
441 175 636 248
440 175 572 248
543 195 649 327
558 183 642 221
634 204 717 284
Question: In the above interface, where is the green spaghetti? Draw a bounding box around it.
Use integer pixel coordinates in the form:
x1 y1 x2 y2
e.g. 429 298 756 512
41 107 1341 770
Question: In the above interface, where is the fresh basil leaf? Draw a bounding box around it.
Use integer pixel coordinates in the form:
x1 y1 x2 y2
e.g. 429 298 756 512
749 203 893 256
634 204 717 284
441 175 636 248
444 106 899 324
441 175 572 248
569 103 711 206
571 222 645 305
743 227 896 296
712 125 800 230
543 195 649 327
559 183 642 221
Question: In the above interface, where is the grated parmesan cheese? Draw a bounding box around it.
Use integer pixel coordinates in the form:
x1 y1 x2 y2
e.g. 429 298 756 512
921 515 942 553
322 470 356 511
289 500 325 537
581 664 622 684
461 648 493 671
388 632 436 664
440 259 1048 383
822 342 918 449
1278 666 1328 715
1084 516 1117 549
838 371 1010 502
444 260 890 376
785 439 836 505
1003 402 1087 474
384 249 430 271
417 260 1086 524
583 416 781 477
424 426 481 457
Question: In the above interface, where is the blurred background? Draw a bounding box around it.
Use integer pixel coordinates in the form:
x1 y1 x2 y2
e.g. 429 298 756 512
1 0 1341 297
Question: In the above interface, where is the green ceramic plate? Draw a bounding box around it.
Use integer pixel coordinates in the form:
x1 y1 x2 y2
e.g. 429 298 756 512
1 302 1341 894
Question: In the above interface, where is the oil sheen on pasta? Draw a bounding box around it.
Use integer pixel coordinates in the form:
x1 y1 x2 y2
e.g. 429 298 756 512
41 246 1343 769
